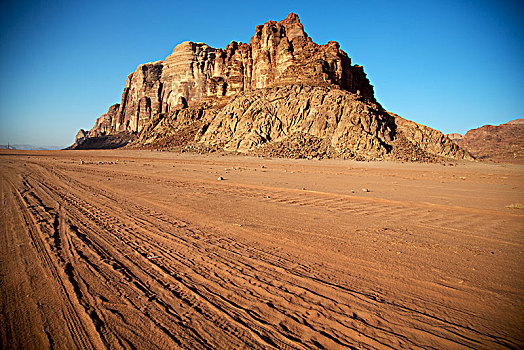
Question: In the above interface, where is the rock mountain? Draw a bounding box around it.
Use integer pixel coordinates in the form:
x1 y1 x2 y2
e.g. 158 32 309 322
72 13 471 161
448 119 523 161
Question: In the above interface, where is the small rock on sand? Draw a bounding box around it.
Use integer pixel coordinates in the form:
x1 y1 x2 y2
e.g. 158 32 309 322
362 188 369 192
217 176 224 181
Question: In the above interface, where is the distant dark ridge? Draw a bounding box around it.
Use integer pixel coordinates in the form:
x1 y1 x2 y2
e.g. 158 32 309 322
67 133 134 150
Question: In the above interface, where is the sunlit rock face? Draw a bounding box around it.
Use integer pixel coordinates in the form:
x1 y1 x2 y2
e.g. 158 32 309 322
76 13 471 162
87 13 377 136
115 62 163 133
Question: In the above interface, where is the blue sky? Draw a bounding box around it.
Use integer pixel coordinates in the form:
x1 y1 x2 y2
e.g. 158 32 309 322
0 0 522 147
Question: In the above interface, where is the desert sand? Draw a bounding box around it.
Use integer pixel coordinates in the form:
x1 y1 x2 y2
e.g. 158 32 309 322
1 149 522 349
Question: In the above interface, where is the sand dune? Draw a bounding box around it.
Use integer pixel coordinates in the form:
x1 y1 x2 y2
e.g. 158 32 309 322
1 150 522 349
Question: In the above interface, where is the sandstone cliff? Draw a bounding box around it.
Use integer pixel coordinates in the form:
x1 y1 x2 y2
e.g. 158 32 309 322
78 13 376 137
72 13 472 162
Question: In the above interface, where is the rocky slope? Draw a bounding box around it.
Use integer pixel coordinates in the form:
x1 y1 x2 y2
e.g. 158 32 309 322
456 119 523 161
76 13 376 137
446 133 463 143
72 13 472 162
131 85 470 161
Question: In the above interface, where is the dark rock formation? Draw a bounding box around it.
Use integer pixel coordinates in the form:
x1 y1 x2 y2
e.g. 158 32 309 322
71 133 134 150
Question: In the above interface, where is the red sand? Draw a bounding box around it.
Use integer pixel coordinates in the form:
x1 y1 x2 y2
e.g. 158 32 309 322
1 149 522 349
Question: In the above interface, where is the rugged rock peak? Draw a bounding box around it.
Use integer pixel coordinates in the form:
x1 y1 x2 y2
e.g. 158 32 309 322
248 12 372 100
72 13 471 162
81 13 378 141
251 12 308 47
280 12 307 40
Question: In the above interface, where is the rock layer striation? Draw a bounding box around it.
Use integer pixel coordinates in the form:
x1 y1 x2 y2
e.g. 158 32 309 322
73 13 471 161
133 85 470 161
79 13 376 136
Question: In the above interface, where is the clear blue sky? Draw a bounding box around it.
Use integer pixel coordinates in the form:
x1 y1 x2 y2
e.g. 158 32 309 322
0 0 522 147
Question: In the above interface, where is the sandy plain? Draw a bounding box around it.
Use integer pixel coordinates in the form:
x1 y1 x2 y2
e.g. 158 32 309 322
0 149 522 349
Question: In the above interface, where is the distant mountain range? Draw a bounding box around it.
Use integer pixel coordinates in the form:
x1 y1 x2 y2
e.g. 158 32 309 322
0 144 63 151
446 118 523 161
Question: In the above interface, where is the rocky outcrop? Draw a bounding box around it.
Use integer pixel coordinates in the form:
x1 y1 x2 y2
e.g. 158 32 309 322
72 12 472 162
71 133 134 150
389 113 471 161
457 119 523 161
88 104 121 136
199 86 386 155
75 129 87 144
131 85 472 161
80 13 377 140
115 63 163 133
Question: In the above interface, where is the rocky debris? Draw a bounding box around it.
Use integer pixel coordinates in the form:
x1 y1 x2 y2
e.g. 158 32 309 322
457 119 524 161
198 85 392 157
389 113 472 162
126 85 472 161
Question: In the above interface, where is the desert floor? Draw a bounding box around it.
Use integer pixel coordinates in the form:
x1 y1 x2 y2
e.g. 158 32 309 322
1 149 522 349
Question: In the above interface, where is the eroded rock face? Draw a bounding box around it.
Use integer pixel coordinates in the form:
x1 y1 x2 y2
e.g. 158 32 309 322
75 129 87 142
88 104 120 136
115 62 163 133
73 129 87 148
84 13 377 139
200 86 387 155
74 12 472 162
132 85 472 161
